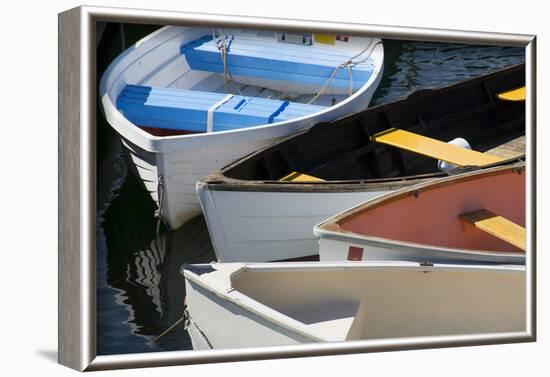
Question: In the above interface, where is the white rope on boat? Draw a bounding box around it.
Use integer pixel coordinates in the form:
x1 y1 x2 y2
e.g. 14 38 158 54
307 38 382 104
207 93 234 133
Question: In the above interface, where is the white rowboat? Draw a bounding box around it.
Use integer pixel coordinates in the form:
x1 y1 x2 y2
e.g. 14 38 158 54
100 26 384 229
182 261 525 350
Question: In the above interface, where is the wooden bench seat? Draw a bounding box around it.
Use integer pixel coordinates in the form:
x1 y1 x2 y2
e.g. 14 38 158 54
459 209 526 251
117 85 325 133
279 171 324 182
497 87 526 102
371 128 504 168
180 35 375 90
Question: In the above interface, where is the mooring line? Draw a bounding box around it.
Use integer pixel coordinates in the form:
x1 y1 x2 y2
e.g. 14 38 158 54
150 315 186 344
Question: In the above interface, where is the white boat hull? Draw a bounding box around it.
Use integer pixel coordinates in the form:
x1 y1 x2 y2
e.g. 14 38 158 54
185 270 315 349
183 262 526 350
197 185 392 262
100 26 384 229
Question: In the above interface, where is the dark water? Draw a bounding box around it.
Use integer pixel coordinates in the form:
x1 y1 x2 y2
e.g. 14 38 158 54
96 24 525 355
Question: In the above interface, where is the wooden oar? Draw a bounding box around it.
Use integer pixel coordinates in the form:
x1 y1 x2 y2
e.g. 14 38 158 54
459 209 525 251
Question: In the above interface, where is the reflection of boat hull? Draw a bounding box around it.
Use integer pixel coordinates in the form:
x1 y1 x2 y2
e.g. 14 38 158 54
183 262 526 350
198 64 525 262
99 170 215 350
100 26 385 229
315 164 526 264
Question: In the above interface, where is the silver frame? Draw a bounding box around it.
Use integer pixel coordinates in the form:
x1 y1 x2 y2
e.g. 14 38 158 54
58 5 536 371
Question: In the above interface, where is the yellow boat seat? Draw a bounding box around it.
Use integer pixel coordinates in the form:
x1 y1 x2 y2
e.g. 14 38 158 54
280 171 324 182
497 87 525 102
371 128 503 168
459 209 526 251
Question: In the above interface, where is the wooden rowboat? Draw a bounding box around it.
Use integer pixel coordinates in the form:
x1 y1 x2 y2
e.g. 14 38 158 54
99 26 384 229
314 163 526 264
182 261 525 350
197 64 525 262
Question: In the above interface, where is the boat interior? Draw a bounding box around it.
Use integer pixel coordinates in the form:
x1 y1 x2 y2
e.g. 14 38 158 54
221 64 525 183
113 28 378 136
336 166 526 253
232 266 525 342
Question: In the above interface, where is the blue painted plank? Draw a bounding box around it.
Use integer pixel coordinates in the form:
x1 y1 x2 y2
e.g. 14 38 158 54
117 85 325 132
187 36 374 67
180 36 374 89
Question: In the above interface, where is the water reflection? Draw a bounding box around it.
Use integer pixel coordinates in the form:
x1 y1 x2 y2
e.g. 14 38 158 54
97 169 216 354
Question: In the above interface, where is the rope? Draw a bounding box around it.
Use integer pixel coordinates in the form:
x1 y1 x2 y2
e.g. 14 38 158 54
149 315 186 344
149 299 188 344
154 175 166 237
307 39 381 104
213 29 242 95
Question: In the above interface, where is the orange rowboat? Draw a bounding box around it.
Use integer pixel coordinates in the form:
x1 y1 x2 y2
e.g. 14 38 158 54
314 163 526 264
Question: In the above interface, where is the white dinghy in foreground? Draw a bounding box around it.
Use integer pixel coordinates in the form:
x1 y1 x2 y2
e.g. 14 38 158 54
100 26 384 229
182 262 525 350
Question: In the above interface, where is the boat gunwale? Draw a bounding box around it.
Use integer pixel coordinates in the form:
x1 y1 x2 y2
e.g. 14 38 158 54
198 156 524 193
313 162 526 258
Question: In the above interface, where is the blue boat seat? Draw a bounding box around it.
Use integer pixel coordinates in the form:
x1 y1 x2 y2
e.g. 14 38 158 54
116 85 326 133
180 35 375 91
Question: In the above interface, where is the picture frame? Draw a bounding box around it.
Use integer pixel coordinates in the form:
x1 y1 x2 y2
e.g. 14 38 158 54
58 5 536 371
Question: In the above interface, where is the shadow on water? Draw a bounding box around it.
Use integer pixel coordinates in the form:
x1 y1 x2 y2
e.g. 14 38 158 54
96 24 525 355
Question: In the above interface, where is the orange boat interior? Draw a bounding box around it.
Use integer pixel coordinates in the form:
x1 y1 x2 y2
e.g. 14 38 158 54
338 168 525 253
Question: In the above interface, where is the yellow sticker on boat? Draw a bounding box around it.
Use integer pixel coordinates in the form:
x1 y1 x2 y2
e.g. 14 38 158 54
314 34 336 45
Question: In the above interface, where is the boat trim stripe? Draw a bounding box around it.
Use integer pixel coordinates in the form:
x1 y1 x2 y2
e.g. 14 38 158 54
207 93 234 132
